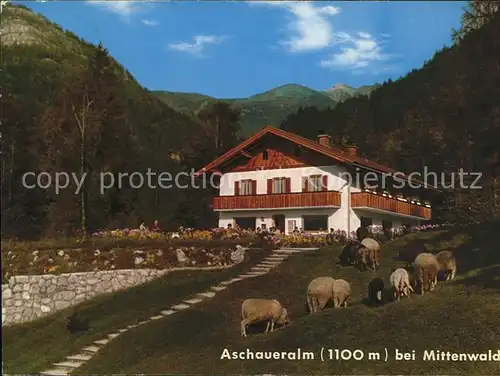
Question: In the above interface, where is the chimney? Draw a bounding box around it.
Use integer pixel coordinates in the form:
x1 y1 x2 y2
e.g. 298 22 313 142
317 131 331 147
345 145 358 156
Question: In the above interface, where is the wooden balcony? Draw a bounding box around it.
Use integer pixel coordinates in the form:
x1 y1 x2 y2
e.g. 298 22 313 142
213 191 341 211
351 192 431 220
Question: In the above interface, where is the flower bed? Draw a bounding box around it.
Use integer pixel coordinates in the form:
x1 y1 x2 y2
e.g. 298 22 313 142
1 246 235 283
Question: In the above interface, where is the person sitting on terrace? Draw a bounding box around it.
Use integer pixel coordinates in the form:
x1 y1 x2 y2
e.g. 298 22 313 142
256 227 262 234
292 227 300 235
151 220 161 232
139 221 148 231
327 228 335 244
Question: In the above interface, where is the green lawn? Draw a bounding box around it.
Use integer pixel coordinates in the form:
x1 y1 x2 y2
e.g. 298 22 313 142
2 248 271 374
76 222 500 375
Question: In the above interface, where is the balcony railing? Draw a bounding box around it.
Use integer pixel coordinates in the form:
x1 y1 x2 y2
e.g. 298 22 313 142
213 191 341 210
351 192 431 219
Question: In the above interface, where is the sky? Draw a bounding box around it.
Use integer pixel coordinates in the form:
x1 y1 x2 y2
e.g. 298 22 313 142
19 0 465 98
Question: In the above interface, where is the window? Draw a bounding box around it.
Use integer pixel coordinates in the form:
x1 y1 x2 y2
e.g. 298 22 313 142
267 177 290 194
235 217 256 230
236 179 255 196
262 150 269 160
273 177 286 194
382 220 392 231
360 216 373 228
303 175 327 192
303 215 328 231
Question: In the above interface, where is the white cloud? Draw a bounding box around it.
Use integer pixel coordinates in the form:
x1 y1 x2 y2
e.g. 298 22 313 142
142 19 159 26
169 35 227 57
250 1 397 73
251 1 341 52
320 33 395 72
87 0 157 20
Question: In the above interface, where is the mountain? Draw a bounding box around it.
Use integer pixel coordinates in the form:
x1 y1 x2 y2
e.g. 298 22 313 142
154 83 379 136
1 5 215 238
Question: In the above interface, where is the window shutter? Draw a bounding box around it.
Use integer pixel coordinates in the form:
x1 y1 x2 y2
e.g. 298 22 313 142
302 176 308 192
322 175 328 191
285 177 291 193
252 180 257 195
267 179 273 194
234 181 239 196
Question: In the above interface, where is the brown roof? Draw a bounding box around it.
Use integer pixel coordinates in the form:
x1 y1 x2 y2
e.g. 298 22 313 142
196 126 438 190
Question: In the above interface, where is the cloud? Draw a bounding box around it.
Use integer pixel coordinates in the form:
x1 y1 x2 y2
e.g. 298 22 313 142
320 33 396 72
142 19 159 26
168 35 227 57
251 1 341 52
87 0 156 20
250 2 397 73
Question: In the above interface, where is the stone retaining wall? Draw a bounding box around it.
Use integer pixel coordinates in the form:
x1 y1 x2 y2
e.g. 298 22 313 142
1 265 231 327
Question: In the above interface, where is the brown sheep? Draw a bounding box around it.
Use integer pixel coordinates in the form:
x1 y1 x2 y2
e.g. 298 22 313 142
306 277 336 313
361 237 381 269
413 253 439 294
435 250 457 280
240 298 289 337
332 279 351 308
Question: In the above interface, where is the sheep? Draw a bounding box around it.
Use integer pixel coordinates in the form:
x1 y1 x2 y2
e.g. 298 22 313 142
356 246 373 271
395 241 427 268
367 277 385 306
361 238 381 269
413 253 439 294
389 268 414 300
306 276 336 313
240 298 289 337
435 250 457 281
332 279 351 308
338 241 361 266
356 226 369 241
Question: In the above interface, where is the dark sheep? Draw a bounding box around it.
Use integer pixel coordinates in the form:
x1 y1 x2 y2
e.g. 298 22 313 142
338 241 361 266
356 226 369 241
368 277 385 306
394 241 427 268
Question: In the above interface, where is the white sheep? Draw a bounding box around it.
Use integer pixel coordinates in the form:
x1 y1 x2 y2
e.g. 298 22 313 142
390 268 414 300
240 298 289 337
306 276 336 313
332 279 351 308
413 253 439 294
435 250 457 280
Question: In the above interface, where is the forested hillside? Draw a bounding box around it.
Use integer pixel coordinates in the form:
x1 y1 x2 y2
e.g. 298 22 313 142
281 7 500 223
1 5 229 238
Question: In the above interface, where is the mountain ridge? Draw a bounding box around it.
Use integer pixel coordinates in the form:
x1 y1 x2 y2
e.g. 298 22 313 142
153 82 380 135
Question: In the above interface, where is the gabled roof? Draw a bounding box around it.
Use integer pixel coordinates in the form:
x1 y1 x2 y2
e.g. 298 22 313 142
196 126 438 190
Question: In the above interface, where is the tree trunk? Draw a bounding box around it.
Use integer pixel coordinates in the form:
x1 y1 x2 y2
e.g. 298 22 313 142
80 128 88 240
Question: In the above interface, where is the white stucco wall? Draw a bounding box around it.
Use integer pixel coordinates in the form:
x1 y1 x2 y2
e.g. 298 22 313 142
218 208 339 234
216 165 422 234
218 165 359 196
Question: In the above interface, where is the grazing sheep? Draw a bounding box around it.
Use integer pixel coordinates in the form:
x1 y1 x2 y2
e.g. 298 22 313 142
356 226 369 241
395 241 427 268
368 277 385 306
306 277 336 313
361 238 381 269
332 279 351 308
413 253 439 294
435 250 457 280
338 241 361 266
390 268 414 300
356 246 371 271
240 299 289 337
